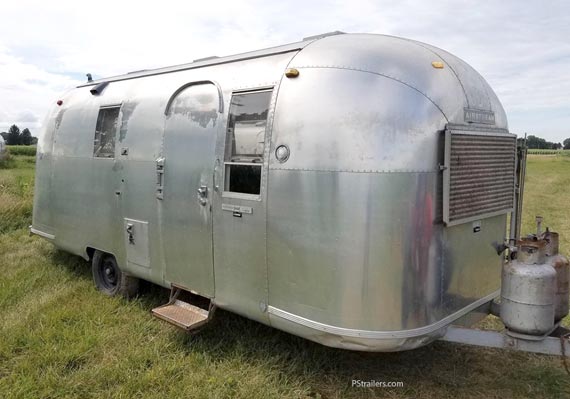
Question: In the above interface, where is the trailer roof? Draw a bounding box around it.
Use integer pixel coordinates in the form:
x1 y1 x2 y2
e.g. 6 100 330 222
77 38 318 88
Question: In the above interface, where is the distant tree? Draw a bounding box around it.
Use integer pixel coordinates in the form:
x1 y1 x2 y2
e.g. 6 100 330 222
564 138 570 150
526 135 560 150
21 128 33 145
526 135 546 149
554 142 562 150
0 132 7 141
6 125 21 145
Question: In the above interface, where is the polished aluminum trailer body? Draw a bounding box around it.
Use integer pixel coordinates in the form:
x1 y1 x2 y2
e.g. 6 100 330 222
0 136 6 159
32 33 512 351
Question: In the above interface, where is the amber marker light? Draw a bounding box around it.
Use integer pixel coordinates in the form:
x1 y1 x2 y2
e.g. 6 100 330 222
431 61 444 69
285 68 300 78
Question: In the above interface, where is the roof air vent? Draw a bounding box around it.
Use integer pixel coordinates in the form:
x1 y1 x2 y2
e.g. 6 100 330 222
193 56 220 63
90 82 109 96
302 31 345 41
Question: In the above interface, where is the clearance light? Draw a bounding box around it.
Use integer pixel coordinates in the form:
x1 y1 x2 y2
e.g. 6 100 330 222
57 100 63 106
431 61 444 69
285 68 300 78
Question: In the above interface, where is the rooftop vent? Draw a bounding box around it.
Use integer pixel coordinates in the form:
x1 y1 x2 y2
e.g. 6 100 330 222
90 82 109 96
302 31 345 41
193 56 220 63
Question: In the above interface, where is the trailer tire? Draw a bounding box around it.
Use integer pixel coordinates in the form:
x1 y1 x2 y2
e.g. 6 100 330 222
92 250 139 298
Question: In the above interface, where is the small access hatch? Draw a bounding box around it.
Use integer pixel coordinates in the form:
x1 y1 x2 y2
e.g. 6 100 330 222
123 218 150 268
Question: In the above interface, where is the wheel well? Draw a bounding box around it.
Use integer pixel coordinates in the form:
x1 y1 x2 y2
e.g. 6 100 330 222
86 247 96 261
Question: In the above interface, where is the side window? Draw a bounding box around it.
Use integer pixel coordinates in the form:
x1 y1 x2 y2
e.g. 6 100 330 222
224 90 272 195
93 106 120 158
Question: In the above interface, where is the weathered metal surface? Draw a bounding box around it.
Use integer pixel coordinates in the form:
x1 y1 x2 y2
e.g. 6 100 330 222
152 300 210 330
33 33 512 351
123 218 150 268
552 254 570 321
441 325 570 357
544 230 560 256
510 138 528 245
501 239 557 336
543 231 570 321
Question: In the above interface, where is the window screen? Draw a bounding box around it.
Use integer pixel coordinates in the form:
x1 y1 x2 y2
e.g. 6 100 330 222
93 106 120 158
224 90 272 195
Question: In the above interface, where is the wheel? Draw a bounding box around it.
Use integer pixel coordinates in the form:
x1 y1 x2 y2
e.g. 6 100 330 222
92 250 139 298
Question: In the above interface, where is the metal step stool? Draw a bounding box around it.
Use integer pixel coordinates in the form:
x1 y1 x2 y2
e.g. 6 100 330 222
152 286 215 331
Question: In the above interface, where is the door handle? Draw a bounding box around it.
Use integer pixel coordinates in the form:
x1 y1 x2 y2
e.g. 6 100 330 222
155 157 165 200
213 158 221 192
126 223 135 244
197 185 208 206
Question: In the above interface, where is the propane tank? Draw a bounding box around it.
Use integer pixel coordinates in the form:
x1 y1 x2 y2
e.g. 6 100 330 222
543 230 570 321
500 238 556 336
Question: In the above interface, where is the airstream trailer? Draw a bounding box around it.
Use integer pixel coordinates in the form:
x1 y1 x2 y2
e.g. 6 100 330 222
31 32 568 353
0 136 6 159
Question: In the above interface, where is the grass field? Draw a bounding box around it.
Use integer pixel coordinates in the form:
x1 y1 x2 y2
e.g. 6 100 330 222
527 149 570 156
4 146 36 157
1 151 570 398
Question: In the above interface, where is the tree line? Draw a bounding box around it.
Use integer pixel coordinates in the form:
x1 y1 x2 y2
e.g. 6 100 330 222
0 124 38 145
526 135 570 150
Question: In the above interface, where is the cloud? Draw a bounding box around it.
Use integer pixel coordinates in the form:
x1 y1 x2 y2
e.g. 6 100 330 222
0 48 81 133
0 0 568 142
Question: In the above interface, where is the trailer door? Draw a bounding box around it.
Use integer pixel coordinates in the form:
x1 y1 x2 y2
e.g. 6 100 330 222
212 88 273 318
161 82 222 297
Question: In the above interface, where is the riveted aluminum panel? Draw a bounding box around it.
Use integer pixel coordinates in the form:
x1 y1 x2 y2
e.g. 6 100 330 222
443 125 516 226
288 34 469 124
270 67 446 173
418 41 508 128
268 67 505 338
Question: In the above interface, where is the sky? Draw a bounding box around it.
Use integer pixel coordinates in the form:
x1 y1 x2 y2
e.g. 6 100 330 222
0 0 568 143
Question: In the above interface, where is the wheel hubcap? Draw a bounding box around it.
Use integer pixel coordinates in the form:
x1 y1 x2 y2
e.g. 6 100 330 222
100 258 118 289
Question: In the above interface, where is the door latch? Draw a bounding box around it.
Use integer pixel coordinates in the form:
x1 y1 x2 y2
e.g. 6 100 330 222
197 185 208 206
126 223 135 245
156 157 165 200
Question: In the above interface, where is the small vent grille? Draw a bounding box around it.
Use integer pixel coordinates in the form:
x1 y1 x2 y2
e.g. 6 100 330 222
443 125 516 226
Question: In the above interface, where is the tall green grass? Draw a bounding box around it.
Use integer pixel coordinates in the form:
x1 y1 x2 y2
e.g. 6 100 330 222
0 154 569 398
0 155 34 233
6 145 37 156
0 153 13 169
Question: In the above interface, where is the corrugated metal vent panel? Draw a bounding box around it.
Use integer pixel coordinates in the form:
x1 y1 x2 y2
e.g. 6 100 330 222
443 125 516 226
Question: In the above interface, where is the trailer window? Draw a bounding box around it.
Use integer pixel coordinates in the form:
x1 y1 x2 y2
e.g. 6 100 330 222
224 90 272 195
93 106 120 158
